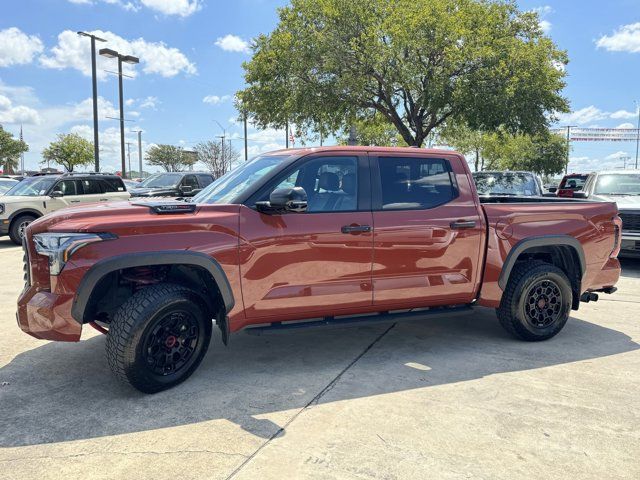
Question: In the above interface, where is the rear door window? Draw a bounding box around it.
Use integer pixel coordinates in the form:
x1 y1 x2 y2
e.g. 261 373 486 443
197 174 214 187
103 177 126 192
377 157 457 210
80 179 105 195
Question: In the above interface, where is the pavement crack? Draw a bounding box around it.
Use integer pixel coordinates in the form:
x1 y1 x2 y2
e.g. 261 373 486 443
1 449 248 463
224 322 397 480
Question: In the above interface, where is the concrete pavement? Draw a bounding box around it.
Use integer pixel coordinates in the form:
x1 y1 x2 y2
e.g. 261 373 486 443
0 239 638 479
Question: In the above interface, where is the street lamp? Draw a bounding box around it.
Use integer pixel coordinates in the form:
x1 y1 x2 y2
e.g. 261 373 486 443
77 31 106 172
99 47 139 179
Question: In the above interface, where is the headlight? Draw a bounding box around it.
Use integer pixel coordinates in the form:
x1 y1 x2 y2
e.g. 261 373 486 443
33 232 116 275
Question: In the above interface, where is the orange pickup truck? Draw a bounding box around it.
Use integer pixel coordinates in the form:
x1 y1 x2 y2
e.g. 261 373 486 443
17 147 621 392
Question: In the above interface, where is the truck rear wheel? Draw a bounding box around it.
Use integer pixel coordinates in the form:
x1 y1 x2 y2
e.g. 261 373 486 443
106 283 212 393
497 260 572 341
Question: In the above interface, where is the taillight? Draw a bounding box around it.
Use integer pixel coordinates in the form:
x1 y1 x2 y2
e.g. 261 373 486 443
611 215 622 258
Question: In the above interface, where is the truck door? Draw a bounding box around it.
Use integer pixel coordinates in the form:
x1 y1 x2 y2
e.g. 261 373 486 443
370 153 484 308
239 153 373 321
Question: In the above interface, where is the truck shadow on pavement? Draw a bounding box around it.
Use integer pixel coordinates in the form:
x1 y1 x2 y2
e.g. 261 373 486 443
1 306 638 448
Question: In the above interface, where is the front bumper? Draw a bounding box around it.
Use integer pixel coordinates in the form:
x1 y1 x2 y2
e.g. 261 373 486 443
17 285 81 341
620 232 640 258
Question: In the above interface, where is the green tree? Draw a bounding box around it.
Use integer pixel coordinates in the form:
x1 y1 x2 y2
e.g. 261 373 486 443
0 125 28 174
440 122 489 171
482 131 567 175
238 0 569 147
145 145 197 172
337 112 406 146
42 133 93 172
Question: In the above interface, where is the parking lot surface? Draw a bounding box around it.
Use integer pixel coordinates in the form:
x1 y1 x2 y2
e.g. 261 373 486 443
0 239 638 480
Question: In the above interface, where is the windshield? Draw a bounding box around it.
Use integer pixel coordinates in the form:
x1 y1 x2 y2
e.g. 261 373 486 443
5 177 57 196
193 154 290 204
138 173 182 188
473 173 539 196
0 179 18 194
595 174 640 195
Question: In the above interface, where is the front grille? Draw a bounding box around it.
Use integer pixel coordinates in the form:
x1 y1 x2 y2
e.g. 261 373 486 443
619 212 640 232
22 237 31 287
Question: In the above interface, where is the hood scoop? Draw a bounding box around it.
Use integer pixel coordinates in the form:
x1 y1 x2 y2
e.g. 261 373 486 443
131 201 197 214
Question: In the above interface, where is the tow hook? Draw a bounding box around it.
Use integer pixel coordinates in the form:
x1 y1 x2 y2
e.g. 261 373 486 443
580 292 599 303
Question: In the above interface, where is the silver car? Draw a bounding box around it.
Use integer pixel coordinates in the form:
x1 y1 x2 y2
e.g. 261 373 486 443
579 170 640 257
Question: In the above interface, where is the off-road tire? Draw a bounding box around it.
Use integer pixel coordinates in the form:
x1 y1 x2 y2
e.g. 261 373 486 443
497 260 572 341
9 214 36 245
106 283 212 393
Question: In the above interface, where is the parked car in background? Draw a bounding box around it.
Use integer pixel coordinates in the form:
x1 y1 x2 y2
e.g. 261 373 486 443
575 170 640 258
128 172 214 198
556 173 589 198
472 171 544 197
122 179 141 190
0 172 130 244
0 176 20 194
17 147 621 393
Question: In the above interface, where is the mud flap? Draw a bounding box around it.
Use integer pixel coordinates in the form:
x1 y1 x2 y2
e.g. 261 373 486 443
217 311 230 346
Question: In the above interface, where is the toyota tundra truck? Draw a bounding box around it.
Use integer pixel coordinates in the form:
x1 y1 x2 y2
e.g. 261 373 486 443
17 147 622 393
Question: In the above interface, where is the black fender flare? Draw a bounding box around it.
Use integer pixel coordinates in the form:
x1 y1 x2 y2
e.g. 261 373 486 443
8 208 42 223
498 235 586 290
71 251 235 323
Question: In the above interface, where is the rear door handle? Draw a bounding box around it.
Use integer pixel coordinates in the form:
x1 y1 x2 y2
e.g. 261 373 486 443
70 200 81 203
450 220 476 229
341 224 372 234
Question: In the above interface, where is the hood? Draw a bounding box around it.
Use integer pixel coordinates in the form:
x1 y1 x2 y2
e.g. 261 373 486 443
129 187 178 197
28 200 241 236
591 194 640 209
0 195 45 204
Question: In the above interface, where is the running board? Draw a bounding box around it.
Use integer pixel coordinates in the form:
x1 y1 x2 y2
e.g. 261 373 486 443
244 305 474 335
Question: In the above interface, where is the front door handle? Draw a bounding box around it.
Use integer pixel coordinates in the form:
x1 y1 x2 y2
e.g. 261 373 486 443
341 224 372 234
70 200 81 203
450 220 476 229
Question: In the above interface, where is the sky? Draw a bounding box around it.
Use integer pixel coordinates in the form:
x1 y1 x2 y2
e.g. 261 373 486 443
1 0 640 174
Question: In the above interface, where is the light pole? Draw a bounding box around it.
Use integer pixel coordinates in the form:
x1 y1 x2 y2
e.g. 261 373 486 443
77 31 106 172
635 101 640 169
563 125 576 174
131 129 143 178
99 48 139 179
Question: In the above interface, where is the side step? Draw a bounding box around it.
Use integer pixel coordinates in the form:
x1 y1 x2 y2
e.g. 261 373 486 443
244 305 474 335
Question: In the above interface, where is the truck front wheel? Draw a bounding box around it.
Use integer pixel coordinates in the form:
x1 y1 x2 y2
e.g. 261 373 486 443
497 260 572 341
105 283 212 393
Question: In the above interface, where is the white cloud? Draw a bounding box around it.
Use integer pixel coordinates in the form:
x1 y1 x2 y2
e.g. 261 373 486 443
40 30 196 80
559 106 609 125
140 0 201 17
139 96 159 109
610 109 637 119
597 23 640 53
531 6 553 33
203 94 230 105
615 122 635 129
0 94 41 124
215 34 251 54
0 27 44 67
558 105 639 125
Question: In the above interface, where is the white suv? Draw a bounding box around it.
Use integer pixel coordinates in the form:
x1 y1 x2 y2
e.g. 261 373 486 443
0 173 131 244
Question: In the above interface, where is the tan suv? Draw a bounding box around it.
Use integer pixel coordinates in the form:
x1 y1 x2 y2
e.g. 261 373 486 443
0 173 130 244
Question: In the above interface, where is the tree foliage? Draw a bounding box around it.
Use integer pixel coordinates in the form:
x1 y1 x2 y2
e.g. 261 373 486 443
440 122 489 171
145 145 197 172
482 131 567 175
0 125 28 174
337 112 406 146
42 133 93 172
194 140 240 177
238 0 569 147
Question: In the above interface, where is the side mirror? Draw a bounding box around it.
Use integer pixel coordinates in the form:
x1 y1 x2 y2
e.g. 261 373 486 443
180 185 193 195
573 191 588 199
256 187 308 214
50 190 63 198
